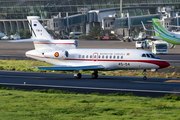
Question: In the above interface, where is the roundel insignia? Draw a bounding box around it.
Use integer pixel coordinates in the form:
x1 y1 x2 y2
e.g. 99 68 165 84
54 52 59 57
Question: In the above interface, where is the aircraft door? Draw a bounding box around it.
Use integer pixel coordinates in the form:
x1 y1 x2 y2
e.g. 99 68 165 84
92 52 98 61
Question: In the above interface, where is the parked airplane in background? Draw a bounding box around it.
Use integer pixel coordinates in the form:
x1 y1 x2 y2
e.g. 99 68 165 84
142 18 180 48
0 32 5 39
11 16 170 80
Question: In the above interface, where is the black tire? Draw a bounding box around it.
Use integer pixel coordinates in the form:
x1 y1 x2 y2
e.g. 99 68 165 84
75 73 82 79
91 73 98 79
143 76 147 80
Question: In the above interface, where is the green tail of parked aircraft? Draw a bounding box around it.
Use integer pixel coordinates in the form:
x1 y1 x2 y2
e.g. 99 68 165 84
141 18 180 48
152 18 180 45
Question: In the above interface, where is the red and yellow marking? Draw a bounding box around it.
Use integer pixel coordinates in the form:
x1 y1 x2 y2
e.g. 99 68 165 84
126 53 130 55
54 52 59 57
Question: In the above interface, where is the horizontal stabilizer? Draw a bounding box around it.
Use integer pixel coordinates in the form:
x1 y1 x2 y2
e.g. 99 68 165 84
149 36 162 40
141 21 155 32
33 65 104 71
8 39 49 42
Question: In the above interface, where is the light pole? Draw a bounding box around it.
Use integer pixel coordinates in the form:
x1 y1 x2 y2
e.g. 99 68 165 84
120 0 122 18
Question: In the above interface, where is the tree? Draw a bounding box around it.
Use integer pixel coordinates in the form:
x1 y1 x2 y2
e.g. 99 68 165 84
88 27 104 40
18 29 31 39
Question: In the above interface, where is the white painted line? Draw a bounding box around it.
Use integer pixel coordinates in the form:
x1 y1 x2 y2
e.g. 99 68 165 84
0 82 179 94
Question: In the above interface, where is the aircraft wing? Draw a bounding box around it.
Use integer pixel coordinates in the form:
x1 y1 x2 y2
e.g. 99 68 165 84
33 65 105 71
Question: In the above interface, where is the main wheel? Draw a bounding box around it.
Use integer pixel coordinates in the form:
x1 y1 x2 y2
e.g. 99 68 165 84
75 73 82 79
91 73 98 79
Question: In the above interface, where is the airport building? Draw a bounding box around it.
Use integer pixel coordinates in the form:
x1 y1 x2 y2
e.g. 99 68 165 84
0 0 180 39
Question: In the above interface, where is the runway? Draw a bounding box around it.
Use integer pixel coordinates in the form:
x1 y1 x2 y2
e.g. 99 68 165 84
0 40 180 97
0 70 180 97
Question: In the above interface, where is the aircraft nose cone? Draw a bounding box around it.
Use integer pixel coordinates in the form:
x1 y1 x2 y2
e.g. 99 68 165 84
158 61 170 69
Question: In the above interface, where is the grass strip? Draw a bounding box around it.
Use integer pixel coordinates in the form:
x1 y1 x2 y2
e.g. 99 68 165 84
0 86 180 120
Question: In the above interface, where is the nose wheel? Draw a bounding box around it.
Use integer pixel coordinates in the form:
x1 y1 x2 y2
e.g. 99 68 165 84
143 76 147 80
142 69 147 80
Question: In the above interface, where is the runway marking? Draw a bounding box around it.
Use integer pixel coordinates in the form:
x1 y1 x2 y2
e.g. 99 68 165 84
165 80 180 83
132 81 165 84
0 75 45 79
0 82 180 94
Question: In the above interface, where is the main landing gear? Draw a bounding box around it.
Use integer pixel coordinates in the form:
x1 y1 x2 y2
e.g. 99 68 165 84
91 71 98 79
74 70 98 79
142 69 147 80
74 70 82 79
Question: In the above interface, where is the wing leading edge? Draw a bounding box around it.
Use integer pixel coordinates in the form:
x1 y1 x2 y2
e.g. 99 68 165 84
34 65 104 71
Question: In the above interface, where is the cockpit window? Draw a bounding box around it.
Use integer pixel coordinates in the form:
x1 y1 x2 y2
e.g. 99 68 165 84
151 53 160 59
142 53 160 59
146 54 150 57
142 54 146 57
149 54 155 58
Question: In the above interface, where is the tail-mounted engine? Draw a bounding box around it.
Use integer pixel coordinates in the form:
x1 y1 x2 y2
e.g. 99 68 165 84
43 50 69 59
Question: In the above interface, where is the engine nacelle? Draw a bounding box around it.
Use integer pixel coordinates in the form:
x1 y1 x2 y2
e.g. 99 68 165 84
43 50 69 59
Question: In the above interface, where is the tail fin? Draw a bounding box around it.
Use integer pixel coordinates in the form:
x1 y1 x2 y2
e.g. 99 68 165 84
27 16 53 40
10 16 78 50
152 18 171 35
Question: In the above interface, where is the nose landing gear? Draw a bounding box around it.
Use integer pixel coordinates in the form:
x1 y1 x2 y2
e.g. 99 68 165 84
142 69 147 80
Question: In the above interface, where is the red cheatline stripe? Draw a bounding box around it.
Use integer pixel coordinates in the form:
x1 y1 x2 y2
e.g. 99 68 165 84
65 58 169 68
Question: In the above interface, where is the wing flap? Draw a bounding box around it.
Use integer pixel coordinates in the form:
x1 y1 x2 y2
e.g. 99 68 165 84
34 65 104 71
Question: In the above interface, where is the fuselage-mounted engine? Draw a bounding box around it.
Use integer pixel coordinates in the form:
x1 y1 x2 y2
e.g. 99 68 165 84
43 50 69 59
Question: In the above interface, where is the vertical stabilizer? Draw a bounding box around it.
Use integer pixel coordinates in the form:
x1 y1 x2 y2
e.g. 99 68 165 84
152 18 180 44
27 16 53 40
152 18 171 36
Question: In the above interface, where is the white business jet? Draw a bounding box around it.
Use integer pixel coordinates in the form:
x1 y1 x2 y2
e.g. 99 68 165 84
13 16 170 80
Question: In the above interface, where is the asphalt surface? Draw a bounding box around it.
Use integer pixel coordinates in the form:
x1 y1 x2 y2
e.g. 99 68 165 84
0 40 180 97
0 70 180 97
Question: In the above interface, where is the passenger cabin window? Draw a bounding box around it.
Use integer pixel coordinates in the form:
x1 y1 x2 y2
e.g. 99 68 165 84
102 55 104 59
142 54 146 57
82 55 84 58
79 55 81 58
90 55 92 58
86 55 88 58
117 56 119 59
106 56 108 59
